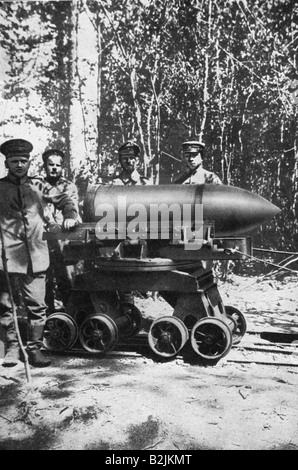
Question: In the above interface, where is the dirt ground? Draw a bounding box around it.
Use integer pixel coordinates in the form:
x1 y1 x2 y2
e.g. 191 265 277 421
0 273 297 451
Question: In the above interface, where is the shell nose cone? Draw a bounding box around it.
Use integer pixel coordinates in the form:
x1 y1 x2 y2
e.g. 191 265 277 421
202 185 282 236
257 198 281 222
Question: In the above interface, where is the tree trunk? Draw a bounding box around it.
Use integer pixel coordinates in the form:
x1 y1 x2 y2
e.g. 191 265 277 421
69 0 83 174
129 64 150 175
200 0 212 138
96 13 102 174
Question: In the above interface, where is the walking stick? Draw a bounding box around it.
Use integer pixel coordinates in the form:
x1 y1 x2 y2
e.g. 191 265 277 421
0 225 32 383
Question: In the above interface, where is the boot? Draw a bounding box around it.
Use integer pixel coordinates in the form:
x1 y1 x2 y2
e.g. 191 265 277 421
27 323 51 367
2 324 20 367
27 349 51 368
2 342 20 367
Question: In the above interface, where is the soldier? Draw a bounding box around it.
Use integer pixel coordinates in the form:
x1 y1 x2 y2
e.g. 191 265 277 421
175 140 222 274
110 140 148 304
42 148 81 313
109 140 148 186
174 140 222 185
42 148 80 225
0 139 77 368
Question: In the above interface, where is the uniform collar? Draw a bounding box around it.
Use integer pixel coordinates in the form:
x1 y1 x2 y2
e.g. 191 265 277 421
120 169 140 183
7 173 29 185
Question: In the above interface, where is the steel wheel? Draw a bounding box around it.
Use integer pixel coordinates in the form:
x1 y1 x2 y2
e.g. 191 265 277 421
43 312 78 351
190 317 233 360
79 314 118 353
148 316 189 358
121 302 143 337
225 306 247 345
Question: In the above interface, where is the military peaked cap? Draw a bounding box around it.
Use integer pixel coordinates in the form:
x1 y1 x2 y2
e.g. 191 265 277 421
42 148 65 163
0 139 33 159
118 140 140 158
182 140 205 153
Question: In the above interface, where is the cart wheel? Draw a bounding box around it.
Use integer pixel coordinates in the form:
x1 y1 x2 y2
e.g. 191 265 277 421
79 314 118 353
190 317 233 361
148 316 189 358
121 302 143 337
43 312 78 351
225 306 247 345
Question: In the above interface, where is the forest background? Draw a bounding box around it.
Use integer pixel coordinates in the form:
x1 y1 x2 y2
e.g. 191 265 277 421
0 0 297 258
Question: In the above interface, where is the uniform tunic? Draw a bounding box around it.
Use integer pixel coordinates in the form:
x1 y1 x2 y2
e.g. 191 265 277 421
175 166 222 185
0 174 77 274
109 169 148 186
43 176 81 225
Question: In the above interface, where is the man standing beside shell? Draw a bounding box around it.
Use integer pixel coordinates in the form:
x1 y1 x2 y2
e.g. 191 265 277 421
0 139 77 368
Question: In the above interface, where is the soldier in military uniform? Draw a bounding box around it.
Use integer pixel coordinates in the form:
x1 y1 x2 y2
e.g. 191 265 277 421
42 148 81 313
175 140 222 273
0 139 78 367
175 140 222 185
42 148 80 225
110 141 148 304
109 141 148 186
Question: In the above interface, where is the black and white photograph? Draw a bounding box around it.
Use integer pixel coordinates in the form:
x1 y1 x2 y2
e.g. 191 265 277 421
0 0 297 452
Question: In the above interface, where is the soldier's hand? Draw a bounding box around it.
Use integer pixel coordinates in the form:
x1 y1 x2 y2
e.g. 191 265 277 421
63 218 78 231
